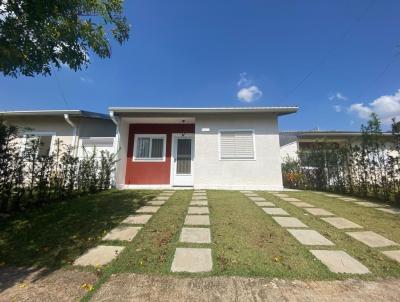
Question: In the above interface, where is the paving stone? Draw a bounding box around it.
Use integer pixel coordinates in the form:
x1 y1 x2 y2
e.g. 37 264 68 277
346 231 398 248
171 248 212 272
382 250 400 263
338 197 358 201
192 196 208 201
281 197 301 202
262 208 289 216
249 196 266 202
153 196 169 201
325 194 342 198
103 226 142 241
304 208 335 216
290 202 315 208
180 227 211 243
74 245 124 266
377 208 400 215
188 207 209 214
287 229 334 246
310 250 370 274
136 206 160 213
321 217 363 229
184 215 210 226
122 214 152 225
255 201 275 207
148 200 167 206
272 217 308 228
355 201 384 208
190 200 208 206
244 193 259 197
273 194 289 198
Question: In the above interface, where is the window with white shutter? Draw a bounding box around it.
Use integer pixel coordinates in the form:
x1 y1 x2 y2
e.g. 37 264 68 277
219 130 255 160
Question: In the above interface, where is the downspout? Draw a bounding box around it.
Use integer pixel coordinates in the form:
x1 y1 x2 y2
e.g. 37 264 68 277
64 114 78 156
110 111 120 187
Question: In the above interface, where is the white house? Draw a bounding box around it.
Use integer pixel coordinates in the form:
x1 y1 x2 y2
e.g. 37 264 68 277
109 107 298 190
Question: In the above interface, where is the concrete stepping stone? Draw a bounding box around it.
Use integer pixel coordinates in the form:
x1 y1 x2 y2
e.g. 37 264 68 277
382 250 400 263
153 196 169 201
136 206 160 213
122 214 152 225
346 231 398 248
249 196 266 202
180 227 211 243
287 229 334 246
184 215 210 226
244 193 259 197
377 208 400 215
190 200 208 206
355 201 383 208
272 217 308 228
338 197 358 201
171 248 212 272
321 217 363 229
290 202 315 208
282 197 301 202
310 250 370 274
304 208 334 216
274 194 289 198
325 194 342 198
192 196 208 201
148 200 166 206
262 208 289 216
74 245 124 266
188 207 209 214
255 201 275 207
103 226 142 241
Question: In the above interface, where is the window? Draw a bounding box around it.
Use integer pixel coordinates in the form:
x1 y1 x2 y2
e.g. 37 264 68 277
133 134 166 161
79 137 115 158
23 132 55 156
219 130 255 160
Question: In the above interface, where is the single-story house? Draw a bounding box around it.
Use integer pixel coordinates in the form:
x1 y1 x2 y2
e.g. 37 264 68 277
109 107 298 190
279 130 394 162
0 110 116 157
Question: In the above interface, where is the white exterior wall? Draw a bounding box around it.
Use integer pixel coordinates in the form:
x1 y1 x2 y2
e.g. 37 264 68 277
280 141 299 162
193 113 283 190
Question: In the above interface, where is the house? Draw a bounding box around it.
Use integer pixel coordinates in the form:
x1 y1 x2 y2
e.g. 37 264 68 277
279 130 395 162
109 107 298 190
0 110 116 157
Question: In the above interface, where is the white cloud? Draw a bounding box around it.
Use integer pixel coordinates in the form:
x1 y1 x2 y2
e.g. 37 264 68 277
237 85 263 103
329 92 348 101
348 89 400 125
333 105 342 112
237 72 252 87
80 76 94 84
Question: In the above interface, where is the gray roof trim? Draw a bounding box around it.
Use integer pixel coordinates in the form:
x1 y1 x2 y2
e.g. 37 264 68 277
280 131 393 137
109 106 298 116
0 110 110 119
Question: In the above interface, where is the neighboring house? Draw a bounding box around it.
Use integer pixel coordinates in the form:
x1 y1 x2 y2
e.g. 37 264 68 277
109 107 298 190
279 131 395 162
0 110 116 157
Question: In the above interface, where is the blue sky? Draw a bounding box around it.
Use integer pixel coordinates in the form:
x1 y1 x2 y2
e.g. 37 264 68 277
1 0 400 131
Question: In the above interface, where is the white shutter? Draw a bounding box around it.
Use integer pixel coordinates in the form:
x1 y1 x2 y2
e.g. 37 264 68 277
220 131 254 159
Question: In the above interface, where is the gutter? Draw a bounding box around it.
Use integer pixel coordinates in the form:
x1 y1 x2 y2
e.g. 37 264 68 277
64 114 78 156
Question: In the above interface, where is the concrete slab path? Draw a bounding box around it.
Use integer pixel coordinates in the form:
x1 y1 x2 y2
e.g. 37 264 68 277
382 250 400 263
190 200 208 206
103 226 142 241
346 231 398 248
136 206 160 213
255 201 275 207
184 215 210 226
262 207 290 216
180 227 211 244
290 202 315 208
272 217 308 228
188 207 209 214
321 217 363 230
304 208 335 216
287 229 334 246
310 250 370 274
74 245 125 266
122 214 152 225
171 248 212 273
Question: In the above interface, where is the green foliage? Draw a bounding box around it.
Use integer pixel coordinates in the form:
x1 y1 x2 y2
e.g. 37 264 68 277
282 114 400 204
0 120 117 213
0 0 130 77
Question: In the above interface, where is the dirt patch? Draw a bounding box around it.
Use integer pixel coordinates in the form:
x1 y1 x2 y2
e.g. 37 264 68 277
92 273 400 302
0 267 97 302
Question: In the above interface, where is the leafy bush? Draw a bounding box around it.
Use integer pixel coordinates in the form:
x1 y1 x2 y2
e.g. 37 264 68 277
0 120 117 213
282 114 400 204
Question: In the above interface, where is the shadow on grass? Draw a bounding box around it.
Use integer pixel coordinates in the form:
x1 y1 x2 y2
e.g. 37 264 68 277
0 189 157 270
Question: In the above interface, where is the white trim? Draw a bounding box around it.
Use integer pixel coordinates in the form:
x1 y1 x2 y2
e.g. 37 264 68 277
218 129 256 161
170 133 195 186
132 134 167 162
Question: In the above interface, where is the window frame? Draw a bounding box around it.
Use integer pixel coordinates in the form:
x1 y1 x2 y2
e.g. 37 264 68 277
21 131 56 156
218 129 256 161
132 134 167 162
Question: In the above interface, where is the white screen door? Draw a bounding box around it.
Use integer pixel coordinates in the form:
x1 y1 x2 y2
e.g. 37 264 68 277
171 134 194 186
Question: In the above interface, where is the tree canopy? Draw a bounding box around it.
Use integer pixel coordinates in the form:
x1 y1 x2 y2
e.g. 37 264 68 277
0 0 130 77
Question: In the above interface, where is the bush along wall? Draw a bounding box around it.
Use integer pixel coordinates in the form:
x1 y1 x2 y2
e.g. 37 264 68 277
282 113 400 204
0 120 117 213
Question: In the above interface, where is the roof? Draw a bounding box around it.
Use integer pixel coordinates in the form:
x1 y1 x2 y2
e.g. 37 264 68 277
280 130 393 138
0 110 110 119
109 106 298 116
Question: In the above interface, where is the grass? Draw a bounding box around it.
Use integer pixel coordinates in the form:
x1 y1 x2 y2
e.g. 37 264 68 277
0 189 157 268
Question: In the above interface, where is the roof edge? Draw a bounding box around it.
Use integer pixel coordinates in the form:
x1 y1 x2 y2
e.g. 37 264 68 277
0 110 110 120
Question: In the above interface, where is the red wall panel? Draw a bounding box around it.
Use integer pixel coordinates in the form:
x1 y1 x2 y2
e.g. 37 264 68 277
125 124 195 184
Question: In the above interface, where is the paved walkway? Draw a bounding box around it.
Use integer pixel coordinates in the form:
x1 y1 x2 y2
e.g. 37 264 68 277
171 190 213 273
90 273 400 302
